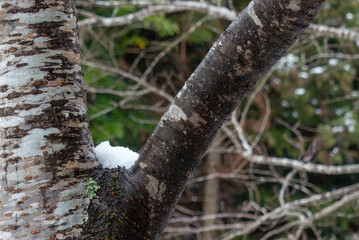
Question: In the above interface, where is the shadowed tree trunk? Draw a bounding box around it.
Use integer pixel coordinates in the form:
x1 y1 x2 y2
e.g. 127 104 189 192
0 0 324 239
202 152 221 240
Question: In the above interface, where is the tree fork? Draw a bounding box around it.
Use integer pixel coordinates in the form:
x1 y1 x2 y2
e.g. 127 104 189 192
83 0 325 239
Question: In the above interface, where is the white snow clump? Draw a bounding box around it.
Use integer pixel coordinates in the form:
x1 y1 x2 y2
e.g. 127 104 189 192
94 141 139 169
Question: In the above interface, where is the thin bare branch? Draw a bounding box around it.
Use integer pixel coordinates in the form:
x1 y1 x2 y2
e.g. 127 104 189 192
83 61 174 102
78 3 234 27
306 23 359 42
78 1 359 43
242 152 359 175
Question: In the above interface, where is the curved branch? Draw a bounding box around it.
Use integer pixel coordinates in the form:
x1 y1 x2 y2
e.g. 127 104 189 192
78 0 236 24
78 1 359 42
118 0 325 239
78 4 235 27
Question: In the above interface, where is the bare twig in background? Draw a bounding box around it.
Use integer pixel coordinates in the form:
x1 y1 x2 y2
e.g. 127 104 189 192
78 1 359 42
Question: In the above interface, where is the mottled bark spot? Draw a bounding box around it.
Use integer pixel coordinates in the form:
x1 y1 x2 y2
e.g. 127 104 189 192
289 0 301 11
2 3 12 8
188 112 207 128
139 162 147 169
248 2 263 28
162 104 188 122
145 175 166 202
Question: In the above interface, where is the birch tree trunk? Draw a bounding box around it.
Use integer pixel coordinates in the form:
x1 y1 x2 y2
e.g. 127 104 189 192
0 1 99 239
0 0 325 239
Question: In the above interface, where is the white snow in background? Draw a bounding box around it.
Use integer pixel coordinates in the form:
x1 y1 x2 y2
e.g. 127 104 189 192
277 53 299 72
344 112 356 133
331 147 339 155
344 64 351 72
292 111 298 118
335 107 349 116
294 88 306 95
352 91 359 97
94 141 138 169
272 77 281 85
309 66 325 74
314 109 322 115
298 72 309 79
329 58 338 66
346 13 354 20
332 126 344 133
281 100 290 108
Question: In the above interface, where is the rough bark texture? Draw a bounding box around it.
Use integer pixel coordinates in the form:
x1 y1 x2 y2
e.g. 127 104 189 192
83 0 325 239
0 0 325 239
0 1 98 239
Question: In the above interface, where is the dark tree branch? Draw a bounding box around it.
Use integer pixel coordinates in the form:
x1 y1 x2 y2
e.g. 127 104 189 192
83 0 325 239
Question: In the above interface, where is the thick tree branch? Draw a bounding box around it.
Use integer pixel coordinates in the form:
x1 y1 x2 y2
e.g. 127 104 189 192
89 0 324 239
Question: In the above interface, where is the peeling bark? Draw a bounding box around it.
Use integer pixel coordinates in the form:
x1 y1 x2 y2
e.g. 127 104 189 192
0 1 98 239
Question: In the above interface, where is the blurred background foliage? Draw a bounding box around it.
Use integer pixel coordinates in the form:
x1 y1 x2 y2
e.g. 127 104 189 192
78 0 359 238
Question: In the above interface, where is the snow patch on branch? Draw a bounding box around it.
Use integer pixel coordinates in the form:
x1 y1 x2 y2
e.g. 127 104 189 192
94 141 138 169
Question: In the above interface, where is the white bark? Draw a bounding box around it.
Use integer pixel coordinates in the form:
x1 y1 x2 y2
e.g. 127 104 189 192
0 1 98 239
